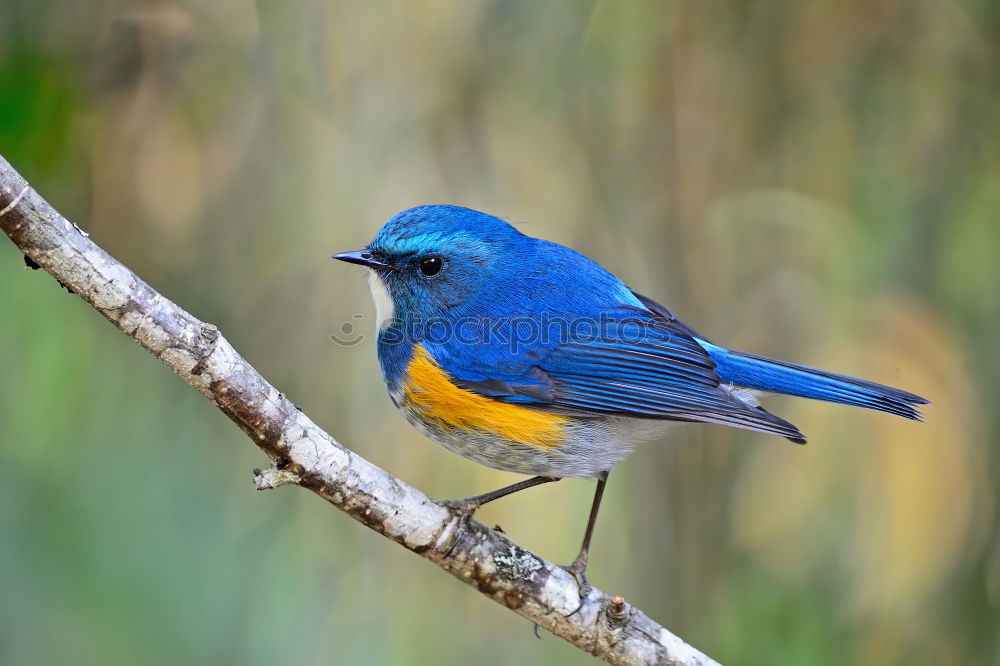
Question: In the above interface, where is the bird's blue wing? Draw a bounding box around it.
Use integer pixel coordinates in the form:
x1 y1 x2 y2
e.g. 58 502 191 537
425 304 806 442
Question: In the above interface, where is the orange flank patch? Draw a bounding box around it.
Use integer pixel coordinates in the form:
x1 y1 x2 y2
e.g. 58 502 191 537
403 346 567 448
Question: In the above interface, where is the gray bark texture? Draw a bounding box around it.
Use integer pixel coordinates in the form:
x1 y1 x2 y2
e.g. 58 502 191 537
0 153 720 666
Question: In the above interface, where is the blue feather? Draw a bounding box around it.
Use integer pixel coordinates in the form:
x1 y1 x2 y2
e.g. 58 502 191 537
425 306 808 442
698 340 928 420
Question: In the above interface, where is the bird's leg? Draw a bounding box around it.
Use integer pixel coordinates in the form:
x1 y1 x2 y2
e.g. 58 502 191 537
564 470 609 604
442 475 561 514
441 475 561 557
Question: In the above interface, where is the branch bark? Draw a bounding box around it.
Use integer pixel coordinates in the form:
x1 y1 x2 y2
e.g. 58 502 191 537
0 154 719 666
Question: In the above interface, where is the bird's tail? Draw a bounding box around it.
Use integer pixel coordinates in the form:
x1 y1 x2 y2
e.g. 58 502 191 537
699 342 928 421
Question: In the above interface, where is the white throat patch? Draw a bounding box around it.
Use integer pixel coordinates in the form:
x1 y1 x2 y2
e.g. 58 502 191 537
367 270 395 331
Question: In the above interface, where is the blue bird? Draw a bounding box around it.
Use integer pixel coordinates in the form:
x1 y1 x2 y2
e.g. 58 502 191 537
334 205 927 594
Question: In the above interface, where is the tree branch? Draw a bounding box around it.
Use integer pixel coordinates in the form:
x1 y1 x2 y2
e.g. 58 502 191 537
0 154 719 666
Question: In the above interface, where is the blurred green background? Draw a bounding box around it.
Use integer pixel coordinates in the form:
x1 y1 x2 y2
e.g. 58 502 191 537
1 1 997 664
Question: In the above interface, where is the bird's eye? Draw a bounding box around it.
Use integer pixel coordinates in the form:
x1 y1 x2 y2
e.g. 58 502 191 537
419 256 443 276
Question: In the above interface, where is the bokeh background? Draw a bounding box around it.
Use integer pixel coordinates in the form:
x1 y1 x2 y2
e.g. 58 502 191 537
1 1 997 664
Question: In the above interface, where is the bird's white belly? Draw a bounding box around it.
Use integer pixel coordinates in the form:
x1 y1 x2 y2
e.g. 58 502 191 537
393 388 668 478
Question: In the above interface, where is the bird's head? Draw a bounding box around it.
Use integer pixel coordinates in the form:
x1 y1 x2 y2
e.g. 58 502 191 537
334 205 527 328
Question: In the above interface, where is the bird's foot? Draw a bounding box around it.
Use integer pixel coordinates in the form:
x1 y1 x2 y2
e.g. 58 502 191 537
439 498 481 558
561 551 593 617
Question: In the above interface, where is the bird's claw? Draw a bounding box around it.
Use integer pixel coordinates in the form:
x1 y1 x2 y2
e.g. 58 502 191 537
439 499 480 558
561 555 593 617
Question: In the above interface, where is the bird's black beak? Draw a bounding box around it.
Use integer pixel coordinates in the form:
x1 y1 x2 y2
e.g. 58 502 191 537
332 250 386 269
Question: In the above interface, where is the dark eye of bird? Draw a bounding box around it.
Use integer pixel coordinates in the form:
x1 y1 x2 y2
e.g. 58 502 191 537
420 256 443 276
